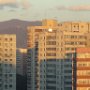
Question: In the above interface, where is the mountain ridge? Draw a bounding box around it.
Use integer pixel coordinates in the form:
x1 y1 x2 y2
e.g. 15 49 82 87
0 19 42 48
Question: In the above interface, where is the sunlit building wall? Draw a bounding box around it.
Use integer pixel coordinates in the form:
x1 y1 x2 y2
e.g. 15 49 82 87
27 19 90 90
0 34 16 90
38 27 66 90
27 19 64 90
74 48 90 90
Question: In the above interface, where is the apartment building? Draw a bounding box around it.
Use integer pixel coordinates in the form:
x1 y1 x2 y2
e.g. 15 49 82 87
27 19 90 90
73 48 90 90
0 34 16 90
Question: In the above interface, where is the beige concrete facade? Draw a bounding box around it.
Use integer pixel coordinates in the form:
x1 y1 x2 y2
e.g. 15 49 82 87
0 34 16 90
27 19 90 90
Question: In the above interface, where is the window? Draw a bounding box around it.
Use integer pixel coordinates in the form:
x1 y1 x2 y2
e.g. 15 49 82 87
65 48 70 50
10 38 12 41
10 49 12 51
9 74 12 77
5 64 8 67
46 36 56 39
5 85 8 89
46 53 56 56
71 35 74 39
5 49 8 51
65 42 71 45
5 38 8 41
9 85 12 88
5 54 8 57
46 48 56 51
81 25 84 28
9 64 12 67
46 41 56 45
10 59 12 61
5 59 7 61
71 42 74 45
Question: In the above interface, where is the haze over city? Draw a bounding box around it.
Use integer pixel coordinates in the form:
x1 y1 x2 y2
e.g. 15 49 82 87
0 0 90 21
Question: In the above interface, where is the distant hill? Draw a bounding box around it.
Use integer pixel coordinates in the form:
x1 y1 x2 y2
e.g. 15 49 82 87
0 19 42 48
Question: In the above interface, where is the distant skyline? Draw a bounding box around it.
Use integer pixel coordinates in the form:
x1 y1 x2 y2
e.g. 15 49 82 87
0 0 90 21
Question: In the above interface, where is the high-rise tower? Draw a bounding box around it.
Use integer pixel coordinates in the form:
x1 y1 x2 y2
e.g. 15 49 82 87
0 34 16 90
27 20 90 90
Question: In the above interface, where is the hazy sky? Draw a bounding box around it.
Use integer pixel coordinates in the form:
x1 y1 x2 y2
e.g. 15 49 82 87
0 0 90 21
